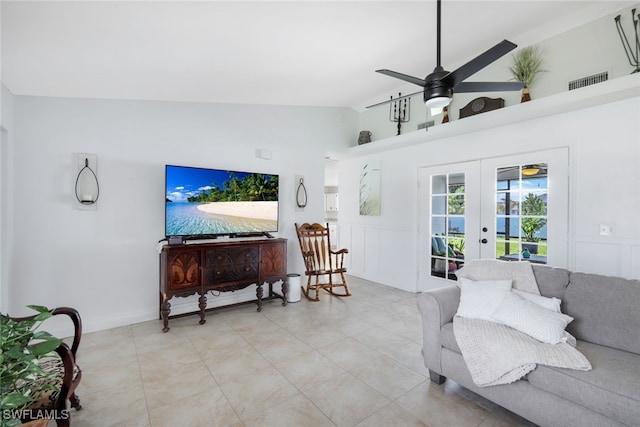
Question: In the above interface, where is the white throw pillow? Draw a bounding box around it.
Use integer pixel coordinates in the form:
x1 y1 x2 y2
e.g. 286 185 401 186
490 292 574 344
513 289 562 313
456 278 513 321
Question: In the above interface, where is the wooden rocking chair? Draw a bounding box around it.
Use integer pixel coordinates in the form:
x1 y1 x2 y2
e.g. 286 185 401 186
295 222 351 301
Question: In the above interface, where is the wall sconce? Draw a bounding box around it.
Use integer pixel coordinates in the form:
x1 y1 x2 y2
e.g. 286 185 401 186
295 175 307 209
75 154 99 207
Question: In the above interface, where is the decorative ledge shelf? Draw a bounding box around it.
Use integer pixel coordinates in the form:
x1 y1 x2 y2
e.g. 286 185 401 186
347 73 639 157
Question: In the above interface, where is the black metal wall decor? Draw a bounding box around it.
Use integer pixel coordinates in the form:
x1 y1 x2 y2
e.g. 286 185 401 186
75 156 99 205
296 177 307 208
389 93 410 136
614 8 640 73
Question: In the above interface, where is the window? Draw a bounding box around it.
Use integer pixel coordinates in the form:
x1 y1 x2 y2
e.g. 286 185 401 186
495 164 548 264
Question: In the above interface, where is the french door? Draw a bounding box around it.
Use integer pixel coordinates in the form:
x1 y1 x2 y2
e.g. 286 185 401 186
418 148 568 291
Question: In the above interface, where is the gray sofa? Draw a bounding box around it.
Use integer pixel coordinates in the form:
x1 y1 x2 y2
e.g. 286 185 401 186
417 264 640 427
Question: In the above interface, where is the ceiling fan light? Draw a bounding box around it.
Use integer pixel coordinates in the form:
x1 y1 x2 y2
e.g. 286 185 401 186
425 96 451 115
522 166 540 176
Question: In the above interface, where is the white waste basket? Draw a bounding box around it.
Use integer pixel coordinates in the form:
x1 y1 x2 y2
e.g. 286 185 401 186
286 273 302 303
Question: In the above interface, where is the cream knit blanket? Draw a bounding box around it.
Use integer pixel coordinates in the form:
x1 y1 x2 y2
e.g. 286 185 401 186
453 259 591 387
454 316 591 387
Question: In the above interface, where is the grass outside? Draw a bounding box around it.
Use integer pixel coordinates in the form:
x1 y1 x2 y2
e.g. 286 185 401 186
496 237 547 258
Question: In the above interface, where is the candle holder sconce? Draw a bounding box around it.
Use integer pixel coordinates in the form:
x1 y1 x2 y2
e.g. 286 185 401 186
295 175 307 209
75 154 99 208
389 92 411 136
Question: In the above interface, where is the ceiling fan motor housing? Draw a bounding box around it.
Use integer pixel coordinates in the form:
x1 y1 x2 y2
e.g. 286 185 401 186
424 68 452 102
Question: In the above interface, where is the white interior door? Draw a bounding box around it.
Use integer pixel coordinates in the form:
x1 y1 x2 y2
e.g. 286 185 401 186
418 148 568 291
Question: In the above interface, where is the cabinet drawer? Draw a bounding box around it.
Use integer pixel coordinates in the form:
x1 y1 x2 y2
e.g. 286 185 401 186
204 263 258 285
204 247 259 267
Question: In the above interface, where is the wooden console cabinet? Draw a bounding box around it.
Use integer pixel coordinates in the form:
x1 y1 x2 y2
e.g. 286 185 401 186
159 238 287 332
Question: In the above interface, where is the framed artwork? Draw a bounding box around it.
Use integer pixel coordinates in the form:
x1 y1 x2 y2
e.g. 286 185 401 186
359 161 381 215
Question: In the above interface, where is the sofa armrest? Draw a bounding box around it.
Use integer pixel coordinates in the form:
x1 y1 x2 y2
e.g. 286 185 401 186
416 285 460 376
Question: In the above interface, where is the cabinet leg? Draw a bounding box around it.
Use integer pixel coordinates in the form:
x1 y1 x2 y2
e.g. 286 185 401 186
198 294 207 325
282 280 288 306
161 299 171 333
256 283 263 312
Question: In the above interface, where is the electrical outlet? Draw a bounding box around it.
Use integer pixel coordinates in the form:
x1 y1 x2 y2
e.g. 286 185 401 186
599 224 613 236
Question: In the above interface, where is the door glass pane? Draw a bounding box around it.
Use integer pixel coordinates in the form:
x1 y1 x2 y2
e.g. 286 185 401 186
430 173 465 280
432 195 446 215
432 174 447 194
495 164 548 264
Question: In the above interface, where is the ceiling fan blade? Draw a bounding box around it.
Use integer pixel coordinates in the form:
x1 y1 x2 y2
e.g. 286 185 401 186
365 90 424 109
376 69 427 87
454 81 525 93
441 40 518 88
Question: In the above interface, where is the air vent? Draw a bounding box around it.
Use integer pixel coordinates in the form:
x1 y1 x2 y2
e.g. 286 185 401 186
417 120 435 130
568 72 608 91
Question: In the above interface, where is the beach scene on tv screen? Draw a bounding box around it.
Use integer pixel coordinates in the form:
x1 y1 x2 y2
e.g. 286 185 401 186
165 166 278 236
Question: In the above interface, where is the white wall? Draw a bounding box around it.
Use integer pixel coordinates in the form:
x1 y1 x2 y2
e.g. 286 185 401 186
339 95 640 291
8 95 356 334
0 85 14 313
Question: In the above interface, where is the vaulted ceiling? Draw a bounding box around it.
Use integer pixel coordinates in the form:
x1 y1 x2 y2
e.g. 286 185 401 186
1 1 633 109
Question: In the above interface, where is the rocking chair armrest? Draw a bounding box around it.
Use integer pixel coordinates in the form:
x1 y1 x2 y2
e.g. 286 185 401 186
331 248 349 255
52 307 82 358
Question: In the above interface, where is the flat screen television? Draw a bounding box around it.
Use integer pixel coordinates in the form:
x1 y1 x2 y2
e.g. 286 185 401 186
165 165 279 238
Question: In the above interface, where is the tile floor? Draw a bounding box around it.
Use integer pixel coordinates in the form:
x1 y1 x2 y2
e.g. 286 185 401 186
66 276 536 427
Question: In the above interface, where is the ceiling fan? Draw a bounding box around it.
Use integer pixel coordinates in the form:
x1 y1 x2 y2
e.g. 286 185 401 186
371 0 525 114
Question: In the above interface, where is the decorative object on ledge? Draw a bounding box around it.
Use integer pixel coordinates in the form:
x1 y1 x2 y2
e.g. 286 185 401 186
459 97 504 119
614 8 640 73
389 92 410 135
442 106 449 123
74 154 99 207
296 176 307 208
509 45 546 102
358 130 372 145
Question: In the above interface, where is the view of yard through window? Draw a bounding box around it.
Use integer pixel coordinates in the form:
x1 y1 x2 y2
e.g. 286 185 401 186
495 164 548 263
430 163 549 282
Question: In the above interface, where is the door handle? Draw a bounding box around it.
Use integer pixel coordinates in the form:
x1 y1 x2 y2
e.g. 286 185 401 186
480 238 488 244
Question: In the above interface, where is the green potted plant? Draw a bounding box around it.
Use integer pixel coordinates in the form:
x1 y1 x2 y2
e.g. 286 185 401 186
509 45 546 102
521 193 547 254
1 306 63 427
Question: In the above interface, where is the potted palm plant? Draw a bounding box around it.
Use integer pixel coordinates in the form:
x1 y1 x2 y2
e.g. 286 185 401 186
509 45 546 102
1 306 63 427
521 193 547 254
